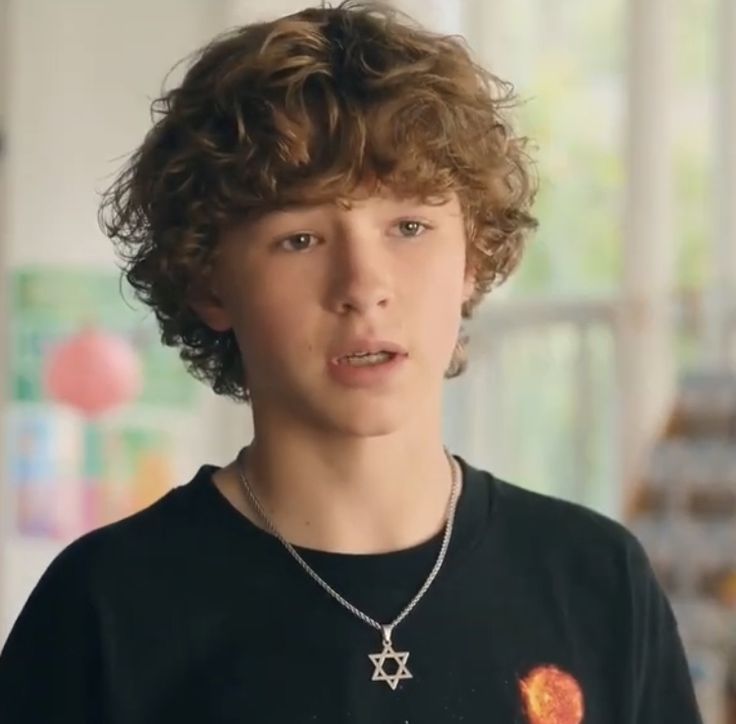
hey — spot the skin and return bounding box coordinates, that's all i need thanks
[194,188,476,554]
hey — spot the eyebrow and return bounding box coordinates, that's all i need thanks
[259,195,453,222]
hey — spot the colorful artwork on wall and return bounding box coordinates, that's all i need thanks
[9,267,197,408]
[5,267,198,540]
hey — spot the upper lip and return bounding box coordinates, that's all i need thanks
[330,339,408,362]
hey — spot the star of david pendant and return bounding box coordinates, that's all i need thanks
[368,625,412,690]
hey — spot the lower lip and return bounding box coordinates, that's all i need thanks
[327,354,408,388]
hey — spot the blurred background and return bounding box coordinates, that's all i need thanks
[0,0,734,720]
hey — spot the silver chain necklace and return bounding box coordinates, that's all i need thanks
[235,446,461,691]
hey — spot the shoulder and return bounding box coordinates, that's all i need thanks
[483,472,652,589]
[491,476,633,545]
[478,473,700,719]
[37,466,215,597]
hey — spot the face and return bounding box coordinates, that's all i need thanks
[196,189,475,439]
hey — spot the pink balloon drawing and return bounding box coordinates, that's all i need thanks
[43,328,143,416]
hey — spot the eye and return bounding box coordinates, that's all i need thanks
[393,219,430,237]
[278,232,318,252]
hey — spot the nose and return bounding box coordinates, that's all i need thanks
[327,234,394,316]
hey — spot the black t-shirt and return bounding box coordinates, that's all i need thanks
[0,456,702,723]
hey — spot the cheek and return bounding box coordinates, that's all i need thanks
[246,280,325,373]
[413,255,466,357]
[423,291,464,347]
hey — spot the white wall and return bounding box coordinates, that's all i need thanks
[0,0,11,655]
[0,0,255,643]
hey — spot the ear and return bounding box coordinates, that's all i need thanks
[188,282,233,333]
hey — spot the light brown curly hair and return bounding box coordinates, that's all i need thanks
[99,0,538,403]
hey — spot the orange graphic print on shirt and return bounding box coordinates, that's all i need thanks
[519,665,584,724]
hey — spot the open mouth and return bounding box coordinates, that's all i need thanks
[337,351,398,367]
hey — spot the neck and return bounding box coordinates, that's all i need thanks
[220,428,459,555]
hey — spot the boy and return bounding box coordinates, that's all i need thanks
[0,2,702,722]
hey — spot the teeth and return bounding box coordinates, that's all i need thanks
[341,352,393,366]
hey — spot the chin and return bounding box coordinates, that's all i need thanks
[307,391,411,438]
[334,417,404,438]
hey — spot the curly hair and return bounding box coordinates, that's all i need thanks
[99,0,538,403]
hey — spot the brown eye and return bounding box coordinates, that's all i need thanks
[280,233,317,252]
[396,220,428,237]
